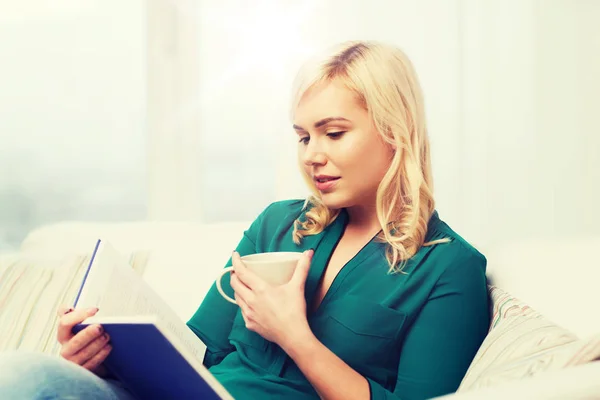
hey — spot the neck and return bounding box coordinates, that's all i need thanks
[345,203,381,236]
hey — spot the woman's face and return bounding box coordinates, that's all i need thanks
[293,80,394,210]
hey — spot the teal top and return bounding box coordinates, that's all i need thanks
[187,200,490,400]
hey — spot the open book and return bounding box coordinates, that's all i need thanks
[72,239,233,400]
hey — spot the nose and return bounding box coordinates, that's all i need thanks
[302,139,327,167]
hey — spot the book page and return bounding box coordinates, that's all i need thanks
[77,240,207,363]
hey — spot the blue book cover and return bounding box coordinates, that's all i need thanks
[73,317,232,399]
[72,239,233,399]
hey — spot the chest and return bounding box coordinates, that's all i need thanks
[232,229,414,381]
[311,235,370,311]
[305,235,409,376]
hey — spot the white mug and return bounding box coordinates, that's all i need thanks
[215,252,303,305]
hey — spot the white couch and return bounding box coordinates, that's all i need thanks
[6,221,600,399]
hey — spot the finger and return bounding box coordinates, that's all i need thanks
[232,252,267,291]
[230,271,250,291]
[235,293,254,329]
[57,305,74,317]
[61,325,105,358]
[291,249,314,287]
[230,272,255,305]
[57,307,99,344]
[66,331,110,366]
[81,343,112,372]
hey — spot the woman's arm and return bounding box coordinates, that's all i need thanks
[231,247,489,400]
[371,251,489,400]
[282,252,488,400]
[282,331,370,400]
[186,205,272,368]
[231,250,369,399]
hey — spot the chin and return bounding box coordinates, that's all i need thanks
[318,191,352,210]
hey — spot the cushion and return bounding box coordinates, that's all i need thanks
[0,251,149,356]
[140,237,241,321]
[434,361,600,399]
[458,286,600,391]
[0,254,53,351]
[20,221,250,258]
[18,221,251,322]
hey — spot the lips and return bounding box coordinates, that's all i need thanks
[314,175,340,182]
[315,177,339,183]
[313,175,340,191]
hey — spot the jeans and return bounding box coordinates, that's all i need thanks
[0,351,136,400]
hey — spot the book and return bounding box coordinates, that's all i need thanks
[72,239,233,400]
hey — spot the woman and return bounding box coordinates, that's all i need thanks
[0,40,490,400]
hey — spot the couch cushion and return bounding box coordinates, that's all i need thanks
[19,221,252,321]
[0,251,149,355]
[140,237,240,321]
[20,221,250,257]
[458,286,600,392]
[435,361,600,400]
[0,254,53,351]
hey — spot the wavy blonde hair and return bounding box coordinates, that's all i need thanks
[290,40,450,273]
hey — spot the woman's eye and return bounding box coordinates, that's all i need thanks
[327,131,345,139]
[298,136,309,144]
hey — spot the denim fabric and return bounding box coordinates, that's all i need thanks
[0,351,136,400]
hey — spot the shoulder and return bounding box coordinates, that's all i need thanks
[261,199,306,218]
[253,199,306,226]
[241,199,307,251]
[245,199,306,233]
[424,212,487,284]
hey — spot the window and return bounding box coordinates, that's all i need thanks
[194,1,318,222]
[0,3,146,250]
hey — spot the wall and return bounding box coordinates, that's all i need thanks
[458,0,600,250]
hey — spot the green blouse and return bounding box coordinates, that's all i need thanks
[187,200,489,400]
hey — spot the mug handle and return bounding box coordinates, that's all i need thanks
[215,266,237,305]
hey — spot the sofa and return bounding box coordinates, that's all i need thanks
[1,220,599,399]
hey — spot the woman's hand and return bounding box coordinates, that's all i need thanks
[56,306,112,376]
[230,249,314,350]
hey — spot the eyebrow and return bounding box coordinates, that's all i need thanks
[293,117,351,131]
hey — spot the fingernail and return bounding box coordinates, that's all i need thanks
[97,325,103,334]
[88,307,99,314]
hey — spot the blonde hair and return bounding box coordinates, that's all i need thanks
[290,40,450,273]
